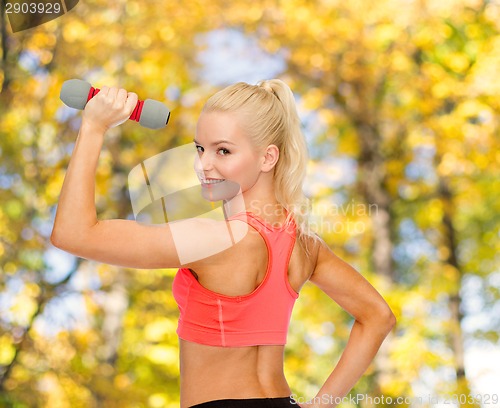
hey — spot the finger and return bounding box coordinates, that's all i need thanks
[116,88,128,106]
[125,92,139,113]
[107,86,119,100]
[99,86,110,96]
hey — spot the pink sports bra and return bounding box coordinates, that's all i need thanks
[172,210,298,347]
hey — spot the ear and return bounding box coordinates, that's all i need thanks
[260,144,279,173]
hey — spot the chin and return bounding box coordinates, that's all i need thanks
[200,180,241,202]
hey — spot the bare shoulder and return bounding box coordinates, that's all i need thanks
[177,217,259,270]
[299,232,323,277]
[170,217,249,244]
[308,235,357,289]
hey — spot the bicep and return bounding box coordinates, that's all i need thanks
[51,217,249,270]
[309,239,391,322]
[52,219,180,269]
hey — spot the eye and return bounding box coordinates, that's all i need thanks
[195,145,230,156]
[217,148,230,156]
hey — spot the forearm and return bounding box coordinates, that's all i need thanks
[51,121,106,243]
[311,319,393,407]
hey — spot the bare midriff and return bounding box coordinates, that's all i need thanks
[176,214,319,407]
[179,339,293,407]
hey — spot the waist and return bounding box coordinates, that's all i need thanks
[179,340,291,407]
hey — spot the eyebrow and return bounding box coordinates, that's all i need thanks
[193,139,236,146]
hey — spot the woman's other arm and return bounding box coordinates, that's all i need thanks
[302,238,396,407]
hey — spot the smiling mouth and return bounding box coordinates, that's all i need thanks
[201,178,226,185]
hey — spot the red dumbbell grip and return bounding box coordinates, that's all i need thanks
[87,87,144,122]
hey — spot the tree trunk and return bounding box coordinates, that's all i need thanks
[438,178,475,405]
[355,120,397,397]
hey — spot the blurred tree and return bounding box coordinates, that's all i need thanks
[1,0,499,407]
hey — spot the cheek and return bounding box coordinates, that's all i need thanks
[222,161,244,178]
[221,157,258,182]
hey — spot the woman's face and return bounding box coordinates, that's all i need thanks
[194,111,264,201]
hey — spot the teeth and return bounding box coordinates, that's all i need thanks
[203,179,225,184]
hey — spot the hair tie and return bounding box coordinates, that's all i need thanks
[259,82,278,98]
[259,82,278,96]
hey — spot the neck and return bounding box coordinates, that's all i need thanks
[222,172,283,218]
[223,193,284,219]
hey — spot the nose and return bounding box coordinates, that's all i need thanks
[193,146,214,175]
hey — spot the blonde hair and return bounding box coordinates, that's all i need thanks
[202,79,321,258]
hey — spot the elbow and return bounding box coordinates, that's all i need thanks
[50,229,81,256]
[50,217,94,250]
[51,223,96,256]
[50,224,59,247]
[387,310,397,332]
[50,224,78,252]
[379,305,397,334]
[50,227,66,250]
[360,303,396,336]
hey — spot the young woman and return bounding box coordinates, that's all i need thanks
[51,80,396,408]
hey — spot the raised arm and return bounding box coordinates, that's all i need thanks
[302,238,396,407]
[51,86,248,270]
[50,86,177,268]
